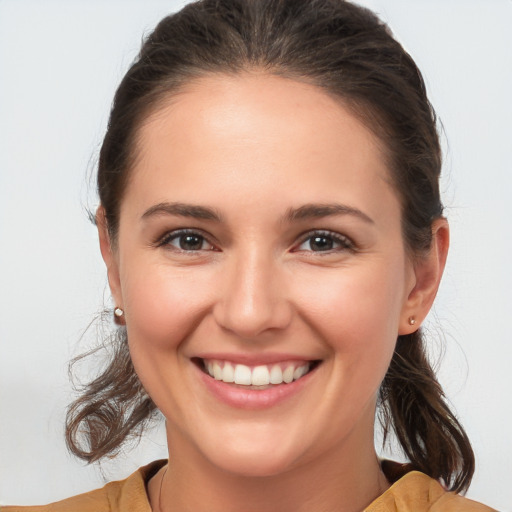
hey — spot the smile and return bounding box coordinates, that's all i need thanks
[202,359,313,386]
[193,356,321,409]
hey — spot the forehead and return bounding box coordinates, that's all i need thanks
[124,73,399,223]
[137,72,386,164]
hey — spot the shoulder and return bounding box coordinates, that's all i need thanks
[366,470,497,512]
[1,460,166,512]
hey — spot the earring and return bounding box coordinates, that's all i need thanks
[114,307,124,317]
[408,316,416,326]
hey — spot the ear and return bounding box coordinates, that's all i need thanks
[399,218,449,335]
[96,206,123,313]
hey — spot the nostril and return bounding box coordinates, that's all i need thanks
[213,299,293,339]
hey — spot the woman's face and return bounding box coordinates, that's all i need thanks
[102,73,429,477]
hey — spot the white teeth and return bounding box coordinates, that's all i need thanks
[283,365,294,383]
[222,362,235,383]
[205,360,311,386]
[234,364,252,385]
[269,364,283,384]
[251,365,270,386]
[293,365,307,380]
[213,362,223,381]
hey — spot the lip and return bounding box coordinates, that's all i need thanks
[195,352,314,366]
[193,356,320,410]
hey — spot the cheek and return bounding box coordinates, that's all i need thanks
[292,259,405,359]
[120,262,215,352]
[117,262,218,417]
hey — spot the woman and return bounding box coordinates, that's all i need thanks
[2,0,497,510]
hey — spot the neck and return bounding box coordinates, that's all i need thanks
[154,421,389,512]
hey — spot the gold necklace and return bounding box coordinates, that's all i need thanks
[157,466,169,512]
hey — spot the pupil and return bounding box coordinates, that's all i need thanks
[310,236,333,251]
[180,234,203,250]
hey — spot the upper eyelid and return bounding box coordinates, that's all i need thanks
[291,231,357,256]
[294,229,353,245]
[156,228,217,248]
[154,227,354,250]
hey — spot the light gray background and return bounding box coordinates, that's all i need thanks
[1,1,511,510]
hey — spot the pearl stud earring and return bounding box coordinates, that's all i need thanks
[408,316,416,326]
[114,307,124,317]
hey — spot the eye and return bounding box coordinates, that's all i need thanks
[158,229,216,252]
[294,230,354,253]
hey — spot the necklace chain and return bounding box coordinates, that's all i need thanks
[157,466,169,512]
[155,462,388,510]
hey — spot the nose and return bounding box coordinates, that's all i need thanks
[213,250,293,339]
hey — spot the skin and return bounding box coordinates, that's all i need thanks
[98,73,448,512]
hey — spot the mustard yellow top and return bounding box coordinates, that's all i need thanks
[2,460,496,512]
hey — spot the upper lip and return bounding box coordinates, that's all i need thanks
[194,352,318,366]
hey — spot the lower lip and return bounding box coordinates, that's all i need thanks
[195,363,317,410]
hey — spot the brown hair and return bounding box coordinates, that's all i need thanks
[66,0,474,492]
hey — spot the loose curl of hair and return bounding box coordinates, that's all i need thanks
[66,0,474,492]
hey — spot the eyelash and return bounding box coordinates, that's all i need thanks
[293,230,355,254]
[155,229,355,254]
[156,229,217,253]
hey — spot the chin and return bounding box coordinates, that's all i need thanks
[208,448,300,478]
[195,426,305,478]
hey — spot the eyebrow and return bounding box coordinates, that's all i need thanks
[141,201,373,225]
[284,203,374,224]
[141,202,222,222]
